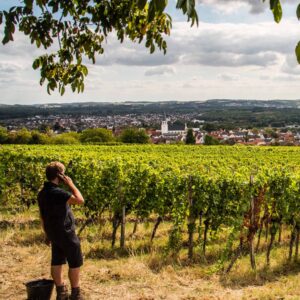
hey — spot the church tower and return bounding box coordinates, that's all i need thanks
[161,118,169,134]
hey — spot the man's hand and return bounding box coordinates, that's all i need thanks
[45,236,51,246]
[58,173,75,188]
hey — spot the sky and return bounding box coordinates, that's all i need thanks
[1,0,300,104]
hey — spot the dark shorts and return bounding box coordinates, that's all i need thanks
[51,231,83,269]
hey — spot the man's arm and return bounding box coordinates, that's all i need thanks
[67,185,85,205]
[58,174,84,205]
[40,214,45,232]
[40,214,50,245]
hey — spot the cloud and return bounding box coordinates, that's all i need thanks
[0,29,45,59]
[183,51,278,67]
[274,74,300,81]
[94,43,179,66]
[217,73,240,81]
[171,21,298,55]
[1,14,300,103]
[281,54,300,75]
[0,62,24,74]
[86,20,299,69]
[197,0,265,14]
[145,66,176,76]
[166,21,298,69]
[197,0,298,15]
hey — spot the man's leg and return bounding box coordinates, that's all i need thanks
[66,233,84,299]
[69,268,83,299]
[51,241,67,286]
[68,267,80,288]
[51,265,64,286]
[51,242,69,300]
[51,265,69,300]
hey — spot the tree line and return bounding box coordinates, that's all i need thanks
[0,127,150,145]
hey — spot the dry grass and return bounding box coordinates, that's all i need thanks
[0,208,300,300]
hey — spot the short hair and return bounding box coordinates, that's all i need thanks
[46,161,65,181]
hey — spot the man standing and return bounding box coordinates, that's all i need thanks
[38,161,85,300]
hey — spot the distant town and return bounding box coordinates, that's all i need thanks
[2,99,300,145]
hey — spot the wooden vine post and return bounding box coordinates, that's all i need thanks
[187,175,195,260]
[120,205,126,249]
[119,183,126,249]
[249,175,256,270]
[295,226,300,261]
[288,226,296,261]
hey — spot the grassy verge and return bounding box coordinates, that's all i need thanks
[0,207,300,300]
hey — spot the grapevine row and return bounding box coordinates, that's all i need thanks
[0,145,300,271]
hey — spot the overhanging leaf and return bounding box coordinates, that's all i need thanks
[24,0,33,10]
[137,0,148,10]
[295,41,300,64]
[270,0,282,23]
[297,4,300,20]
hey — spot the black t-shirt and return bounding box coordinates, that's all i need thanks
[38,181,75,239]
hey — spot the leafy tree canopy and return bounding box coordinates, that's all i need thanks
[80,128,114,143]
[9,128,32,144]
[119,128,149,144]
[204,134,219,145]
[52,132,81,144]
[0,126,8,144]
[0,0,197,95]
[185,128,195,144]
[0,0,298,95]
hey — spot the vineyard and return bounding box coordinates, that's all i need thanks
[1,144,300,274]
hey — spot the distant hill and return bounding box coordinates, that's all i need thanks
[1,100,300,128]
